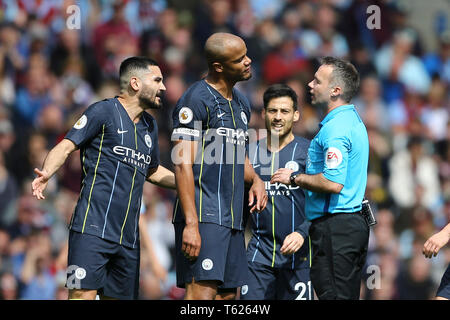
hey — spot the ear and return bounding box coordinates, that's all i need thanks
[330,86,341,98]
[293,110,300,122]
[261,108,266,120]
[130,76,140,91]
[212,62,224,73]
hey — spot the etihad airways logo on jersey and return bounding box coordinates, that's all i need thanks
[113,146,151,169]
[265,181,299,196]
[216,127,248,146]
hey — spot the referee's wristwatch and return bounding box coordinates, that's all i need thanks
[290,173,298,187]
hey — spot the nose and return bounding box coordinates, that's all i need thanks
[245,56,251,66]
[308,80,313,88]
[161,82,166,91]
[274,111,282,120]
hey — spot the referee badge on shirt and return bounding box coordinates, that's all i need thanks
[325,147,343,168]
[179,107,193,124]
[145,134,152,148]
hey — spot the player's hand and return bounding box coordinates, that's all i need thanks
[31,168,50,200]
[422,230,450,259]
[248,176,268,213]
[182,223,201,260]
[280,232,304,255]
[270,168,293,186]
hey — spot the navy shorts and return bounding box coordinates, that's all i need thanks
[436,264,450,299]
[174,222,248,289]
[240,261,312,300]
[66,230,140,300]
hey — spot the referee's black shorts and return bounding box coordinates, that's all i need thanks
[309,212,369,300]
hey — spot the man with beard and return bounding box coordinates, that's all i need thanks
[271,57,369,299]
[171,33,267,300]
[240,84,312,300]
[31,56,175,300]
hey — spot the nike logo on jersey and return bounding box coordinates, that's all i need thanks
[217,112,226,118]
[252,164,261,168]
[117,129,128,134]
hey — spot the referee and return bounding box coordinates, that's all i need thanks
[271,56,369,299]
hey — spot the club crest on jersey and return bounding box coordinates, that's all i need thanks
[145,134,152,148]
[285,160,299,172]
[325,147,343,169]
[179,107,193,124]
[74,115,87,129]
[241,111,248,125]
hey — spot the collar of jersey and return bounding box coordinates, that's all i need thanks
[319,104,355,128]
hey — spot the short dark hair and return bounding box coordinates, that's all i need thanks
[320,56,360,102]
[119,56,158,90]
[263,84,298,110]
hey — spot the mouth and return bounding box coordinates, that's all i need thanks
[271,123,284,132]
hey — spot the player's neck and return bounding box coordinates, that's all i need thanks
[205,75,235,100]
[117,95,144,123]
[267,132,294,153]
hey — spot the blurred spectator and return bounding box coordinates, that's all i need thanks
[353,75,391,133]
[396,253,436,300]
[13,53,53,127]
[422,30,450,84]
[389,136,441,231]
[19,230,57,299]
[0,150,18,219]
[50,28,101,91]
[300,4,350,59]
[0,272,18,300]
[262,35,310,84]
[375,28,431,103]
[92,0,138,78]
[420,80,449,142]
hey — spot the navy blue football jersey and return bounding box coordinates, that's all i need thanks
[171,80,251,230]
[65,97,160,248]
[246,136,311,269]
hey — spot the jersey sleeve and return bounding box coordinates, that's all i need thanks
[65,102,106,148]
[148,118,160,169]
[321,129,350,185]
[171,93,208,141]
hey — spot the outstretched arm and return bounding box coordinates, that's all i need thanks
[423,223,450,259]
[32,139,77,200]
[270,168,343,194]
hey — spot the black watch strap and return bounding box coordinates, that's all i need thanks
[290,173,298,186]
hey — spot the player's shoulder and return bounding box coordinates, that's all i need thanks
[233,87,251,110]
[179,80,211,104]
[293,135,311,147]
[174,80,213,115]
[86,97,116,114]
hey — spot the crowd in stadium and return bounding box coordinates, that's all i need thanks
[0,0,449,300]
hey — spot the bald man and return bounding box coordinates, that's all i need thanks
[171,33,268,300]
